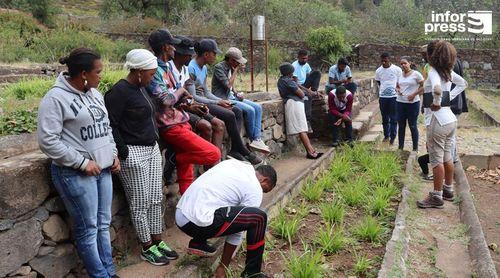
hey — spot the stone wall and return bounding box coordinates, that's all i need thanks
[352,43,500,89]
[0,95,291,278]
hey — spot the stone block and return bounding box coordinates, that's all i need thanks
[43,197,65,213]
[42,214,70,243]
[0,219,43,277]
[29,244,77,278]
[0,151,51,219]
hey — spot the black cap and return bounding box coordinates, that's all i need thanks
[196,39,222,54]
[148,29,181,50]
[174,36,195,56]
[279,62,294,76]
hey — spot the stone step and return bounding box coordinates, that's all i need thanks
[359,133,381,143]
[352,99,380,139]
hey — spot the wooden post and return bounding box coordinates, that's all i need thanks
[250,24,254,93]
[265,26,269,93]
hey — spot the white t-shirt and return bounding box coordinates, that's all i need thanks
[375,64,402,98]
[397,70,424,103]
[168,61,190,88]
[176,159,263,227]
[423,67,467,126]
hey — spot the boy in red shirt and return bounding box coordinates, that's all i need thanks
[327,86,353,146]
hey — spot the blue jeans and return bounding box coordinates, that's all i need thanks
[396,101,420,150]
[51,164,116,278]
[232,98,262,141]
[328,113,353,143]
[379,97,397,140]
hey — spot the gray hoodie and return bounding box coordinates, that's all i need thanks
[37,73,117,171]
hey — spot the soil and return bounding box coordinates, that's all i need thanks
[467,172,500,272]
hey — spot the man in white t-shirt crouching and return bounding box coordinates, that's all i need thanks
[175,159,277,278]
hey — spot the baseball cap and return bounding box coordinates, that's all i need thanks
[197,39,222,54]
[148,29,181,50]
[225,47,247,65]
[174,36,195,56]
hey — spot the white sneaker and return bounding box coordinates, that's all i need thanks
[249,139,270,153]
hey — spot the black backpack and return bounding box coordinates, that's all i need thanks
[450,59,468,115]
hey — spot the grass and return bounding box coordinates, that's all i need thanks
[314,225,346,254]
[301,179,325,202]
[286,248,325,278]
[329,153,353,182]
[368,152,401,187]
[354,216,384,243]
[270,209,301,244]
[368,189,391,216]
[353,254,373,275]
[320,200,345,225]
[337,178,368,207]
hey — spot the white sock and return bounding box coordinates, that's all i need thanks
[444,184,453,192]
[432,190,443,199]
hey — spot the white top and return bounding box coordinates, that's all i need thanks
[397,70,424,103]
[375,64,402,98]
[176,159,263,244]
[423,67,468,126]
[168,60,190,88]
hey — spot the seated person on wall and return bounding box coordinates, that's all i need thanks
[188,39,262,165]
[146,29,221,195]
[212,47,270,154]
[175,159,277,278]
[291,49,322,132]
[168,36,226,160]
[277,62,324,160]
[327,86,353,147]
[327,58,357,94]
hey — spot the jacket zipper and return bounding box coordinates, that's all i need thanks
[140,88,159,139]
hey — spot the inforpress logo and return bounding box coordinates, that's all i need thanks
[425,11,493,35]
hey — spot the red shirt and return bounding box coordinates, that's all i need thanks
[328,90,353,117]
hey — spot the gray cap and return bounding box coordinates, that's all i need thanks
[225,47,247,65]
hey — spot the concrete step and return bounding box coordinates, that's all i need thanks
[116,147,336,277]
[359,132,381,143]
[352,99,380,139]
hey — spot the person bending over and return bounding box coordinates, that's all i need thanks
[175,159,277,278]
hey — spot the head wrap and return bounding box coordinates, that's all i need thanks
[124,49,158,70]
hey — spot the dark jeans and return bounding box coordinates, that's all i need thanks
[396,101,420,150]
[379,97,397,140]
[207,104,250,156]
[418,154,430,175]
[302,70,321,121]
[328,113,353,143]
[178,206,267,276]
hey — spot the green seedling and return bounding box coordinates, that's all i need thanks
[314,224,345,254]
[329,154,353,182]
[354,215,384,243]
[320,200,345,225]
[338,178,367,207]
[353,254,373,275]
[368,190,391,216]
[302,179,324,202]
[270,209,301,244]
[286,247,324,278]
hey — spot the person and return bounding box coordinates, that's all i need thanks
[327,85,354,147]
[375,52,402,145]
[168,36,226,156]
[105,49,178,266]
[146,29,221,195]
[417,40,467,209]
[277,62,323,159]
[418,153,433,181]
[212,47,270,153]
[188,39,262,165]
[327,58,357,94]
[37,48,119,277]
[291,49,322,131]
[175,159,277,278]
[396,56,424,151]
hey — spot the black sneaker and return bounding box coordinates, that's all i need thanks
[389,138,395,145]
[140,245,169,266]
[245,152,263,165]
[417,192,444,209]
[382,137,389,142]
[156,241,179,260]
[187,240,217,257]
[443,188,454,201]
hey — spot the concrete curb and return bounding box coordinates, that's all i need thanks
[173,148,337,277]
[454,159,498,278]
[378,151,415,278]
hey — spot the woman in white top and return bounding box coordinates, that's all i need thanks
[417,40,467,209]
[396,56,424,151]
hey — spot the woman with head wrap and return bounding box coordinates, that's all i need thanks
[105,49,178,266]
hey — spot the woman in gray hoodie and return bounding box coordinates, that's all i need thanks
[37,48,120,278]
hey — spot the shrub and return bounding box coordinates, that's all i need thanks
[99,70,128,93]
[286,248,324,278]
[306,26,351,66]
[0,109,38,135]
[314,225,345,254]
[3,78,53,100]
[354,216,384,243]
[267,46,288,74]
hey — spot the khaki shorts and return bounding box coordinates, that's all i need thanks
[426,116,457,168]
